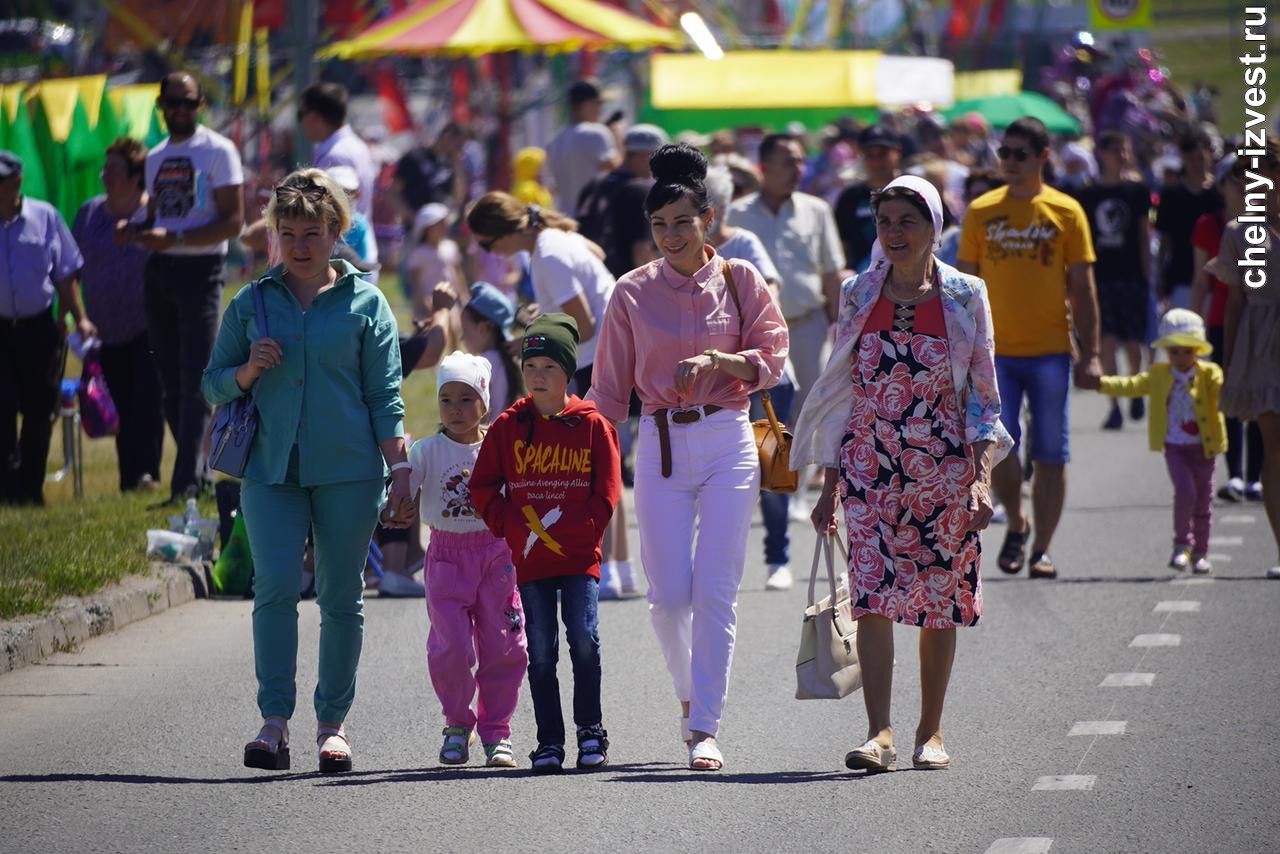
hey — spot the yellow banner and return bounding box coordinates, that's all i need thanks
[1089,0,1152,32]
[651,51,881,110]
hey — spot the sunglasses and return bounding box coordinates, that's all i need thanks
[477,234,504,252]
[160,97,201,111]
[996,146,1034,162]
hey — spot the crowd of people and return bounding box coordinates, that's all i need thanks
[2,69,1278,777]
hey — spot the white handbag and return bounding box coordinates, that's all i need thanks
[795,533,862,700]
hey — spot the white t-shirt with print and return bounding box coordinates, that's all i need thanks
[530,228,615,369]
[145,125,244,257]
[407,433,490,534]
[1165,366,1201,447]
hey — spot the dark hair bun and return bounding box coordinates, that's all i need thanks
[650,143,707,187]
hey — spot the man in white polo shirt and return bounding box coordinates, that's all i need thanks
[730,132,845,415]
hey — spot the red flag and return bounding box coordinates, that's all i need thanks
[375,65,413,134]
[253,0,287,30]
[947,0,982,40]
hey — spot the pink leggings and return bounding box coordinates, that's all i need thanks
[1164,443,1216,558]
[424,529,528,743]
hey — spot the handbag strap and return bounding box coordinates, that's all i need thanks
[245,277,271,402]
[807,532,848,607]
[723,258,785,434]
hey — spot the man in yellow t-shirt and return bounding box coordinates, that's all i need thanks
[957,116,1101,581]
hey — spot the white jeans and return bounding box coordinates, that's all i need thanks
[633,408,760,736]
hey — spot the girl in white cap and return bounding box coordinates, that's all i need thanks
[403,351,529,767]
[406,202,465,324]
[1098,308,1227,573]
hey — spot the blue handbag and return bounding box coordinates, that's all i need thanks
[208,280,269,478]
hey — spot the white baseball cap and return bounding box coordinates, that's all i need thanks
[414,203,454,234]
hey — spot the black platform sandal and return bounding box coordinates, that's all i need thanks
[244,717,290,770]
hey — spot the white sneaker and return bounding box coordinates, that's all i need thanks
[1267,565,1280,579]
[1191,557,1213,575]
[1168,548,1190,572]
[378,569,425,597]
[614,560,637,595]
[765,563,793,590]
[991,502,1007,524]
[598,562,623,600]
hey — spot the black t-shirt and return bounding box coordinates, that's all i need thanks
[575,168,654,279]
[394,146,456,213]
[1074,180,1152,284]
[834,181,878,272]
[1155,183,1222,287]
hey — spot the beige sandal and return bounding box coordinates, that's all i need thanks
[244,716,290,770]
[317,724,352,773]
[689,737,724,771]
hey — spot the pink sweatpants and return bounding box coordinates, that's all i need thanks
[424,528,528,743]
[1164,442,1216,558]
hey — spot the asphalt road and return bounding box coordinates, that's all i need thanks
[2,393,1277,854]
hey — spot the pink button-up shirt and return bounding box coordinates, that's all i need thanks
[587,248,789,422]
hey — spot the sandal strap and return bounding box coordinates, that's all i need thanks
[317,725,351,750]
[249,717,289,750]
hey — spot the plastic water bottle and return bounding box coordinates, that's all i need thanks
[183,498,201,528]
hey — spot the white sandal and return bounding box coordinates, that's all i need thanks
[244,716,290,771]
[317,724,352,773]
[688,737,724,771]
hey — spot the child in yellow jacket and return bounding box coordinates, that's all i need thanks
[1099,309,1227,574]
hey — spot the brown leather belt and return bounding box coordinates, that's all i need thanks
[652,405,724,478]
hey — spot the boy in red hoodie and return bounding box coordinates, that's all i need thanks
[470,313,622,774]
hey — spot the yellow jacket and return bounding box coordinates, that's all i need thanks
[1099,361,1226,458]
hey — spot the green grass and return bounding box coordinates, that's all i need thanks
[0,271,439,621]
[1152,2,1253,135]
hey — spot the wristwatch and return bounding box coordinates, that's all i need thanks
[703,349,721,370]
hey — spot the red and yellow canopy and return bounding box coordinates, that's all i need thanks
[321,0,681,59]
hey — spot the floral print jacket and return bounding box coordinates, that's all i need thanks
[791,258,1014,469]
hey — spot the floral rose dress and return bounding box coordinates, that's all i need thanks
[839,293,982,628]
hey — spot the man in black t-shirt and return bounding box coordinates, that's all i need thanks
[391,122,466,225]
[1155,130,1222,308]
[833,124,902,273]
[575,123,668,278]
[1074,131,1154,429]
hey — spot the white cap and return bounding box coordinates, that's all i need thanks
[414,203,453,235]
[438,350,492,412]
[325,165,360,194]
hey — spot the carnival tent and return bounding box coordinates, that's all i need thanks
[320,0,681,59]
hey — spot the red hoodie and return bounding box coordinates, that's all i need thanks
[470,395,621,584]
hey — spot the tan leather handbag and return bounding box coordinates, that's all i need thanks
[796,534,862,700]
[722,262,798,494]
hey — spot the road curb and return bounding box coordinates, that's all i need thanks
[0,562,208,675]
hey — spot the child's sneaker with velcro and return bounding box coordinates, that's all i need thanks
[576,724,609,770]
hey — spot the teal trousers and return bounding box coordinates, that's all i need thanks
[241,450,383,723]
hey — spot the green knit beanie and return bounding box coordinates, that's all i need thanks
[521,313,579,380]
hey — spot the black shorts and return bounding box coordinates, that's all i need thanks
[1097,278,1149,343]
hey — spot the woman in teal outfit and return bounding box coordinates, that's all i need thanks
[202,169,417,773]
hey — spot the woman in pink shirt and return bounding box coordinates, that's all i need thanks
[587,144,788,771]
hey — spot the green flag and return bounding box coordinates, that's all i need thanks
[3,97,49,203]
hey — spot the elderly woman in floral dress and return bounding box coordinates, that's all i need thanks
[793,175,1011,774]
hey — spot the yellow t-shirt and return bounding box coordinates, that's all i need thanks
[958,185,1096,357]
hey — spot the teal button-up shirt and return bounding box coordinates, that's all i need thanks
[202,260,404,487]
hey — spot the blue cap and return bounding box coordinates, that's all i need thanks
[467,282,515,341]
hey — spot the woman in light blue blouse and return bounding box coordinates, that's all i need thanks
[202,169,416,773]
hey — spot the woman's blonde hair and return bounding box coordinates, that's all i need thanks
[265,168,351,237]
[466,191,576,240]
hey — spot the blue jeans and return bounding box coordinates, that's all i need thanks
[518,575,602,747]
[994,354,1072,465]
[749,377,795,565]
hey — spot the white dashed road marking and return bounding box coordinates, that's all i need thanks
[1205,553,1232,562]
[1069,721,1127,736]
[1212,535,1244,546]
[1219,515,1255,524]
[1131,633,1181,647]
[1033,775,1097,791]
[985,839,1054,854]
[1154,600,1200,612]
[1172,576,1215,585]
[1100,672,1155,687]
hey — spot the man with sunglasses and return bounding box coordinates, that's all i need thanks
[957,116,1100,580]
[118,71,244,503]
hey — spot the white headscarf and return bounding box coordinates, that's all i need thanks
[864,174,946,272]
[438,351,492,413]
